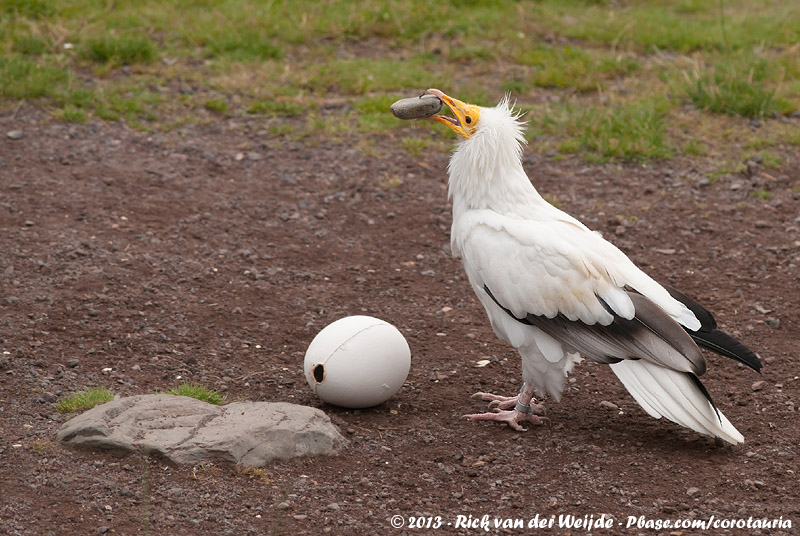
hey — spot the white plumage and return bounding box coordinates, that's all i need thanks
[421,89,761,444]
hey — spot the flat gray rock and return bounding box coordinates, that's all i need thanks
[57,394,346,466]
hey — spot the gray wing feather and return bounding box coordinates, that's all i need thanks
[484,285,705,374]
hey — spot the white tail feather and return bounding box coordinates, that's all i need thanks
[610,360,744,444]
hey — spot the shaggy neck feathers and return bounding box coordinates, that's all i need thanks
[447,97,543,215]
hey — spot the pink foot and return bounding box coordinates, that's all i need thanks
[466,384,547,431]
[464,409,545,432]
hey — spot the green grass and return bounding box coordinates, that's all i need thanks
[247,99,305,117]
[204,29,282,61]
[684,54,788,118]
[167,383,225,405]
[0,55,69,99]
[204,98,228,113]
[537,98,672,162]
[753,189,773,200]
[56,387,114,413]
[517,45,639,92]
[79,34,157,66]
[579,100,672,162]
[0,0,798,162]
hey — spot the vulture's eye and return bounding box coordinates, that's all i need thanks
[465,116,472,124]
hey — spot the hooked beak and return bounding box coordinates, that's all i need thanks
[424,88,480,138]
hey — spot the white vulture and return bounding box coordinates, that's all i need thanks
[421,88,761,444]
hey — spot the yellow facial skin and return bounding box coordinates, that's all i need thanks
[425,88,481,138]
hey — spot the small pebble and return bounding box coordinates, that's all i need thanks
[751,380,767,392]
[696,177,711,188]
[765,317,780,328]
[67,359,80,368]
[327,502,340,511]
[7,130,23,140]
[599,400,619,410]
[686,487,701,497]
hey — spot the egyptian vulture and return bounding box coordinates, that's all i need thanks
[422,88,760,444]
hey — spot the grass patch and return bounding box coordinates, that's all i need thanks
[683,140,709,156]
[79,34,156,66]
[1,0,798,164]
[11,33,51,55]
[753,189,773,200]
[167,383,225,405]
[54,104,88,123]
[247,99,305,117]
[760,152,783,168]
[545,99,673,162]
[0,0,54,19]
[356,96,402,133]
[307,56,437,95]
[518,45,640,92]
[684,54,787,118]
[204,98,228,113]
[235,464,272,483]
[402,136,431,158]
[56,387,114,413]
[204,29,282,61]
[0,55,68,99]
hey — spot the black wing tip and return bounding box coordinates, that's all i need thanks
[692,330,763,373]
[663,284,763,373]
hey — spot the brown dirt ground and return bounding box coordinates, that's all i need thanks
[1,105,799,536]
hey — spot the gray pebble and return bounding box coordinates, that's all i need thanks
[696,177,711,188]
[6,130,23,140]
[765,317,780,328]
[391,94,443,120]
[686,487,701,497]
[752,380,767,392]
[67,359,80,368]
[599,400,619,410]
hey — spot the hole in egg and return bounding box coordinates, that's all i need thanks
[312,364,325,383]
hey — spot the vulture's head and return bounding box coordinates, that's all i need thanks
[425,89,527,182]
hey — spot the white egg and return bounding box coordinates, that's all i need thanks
[304,316,411,408]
